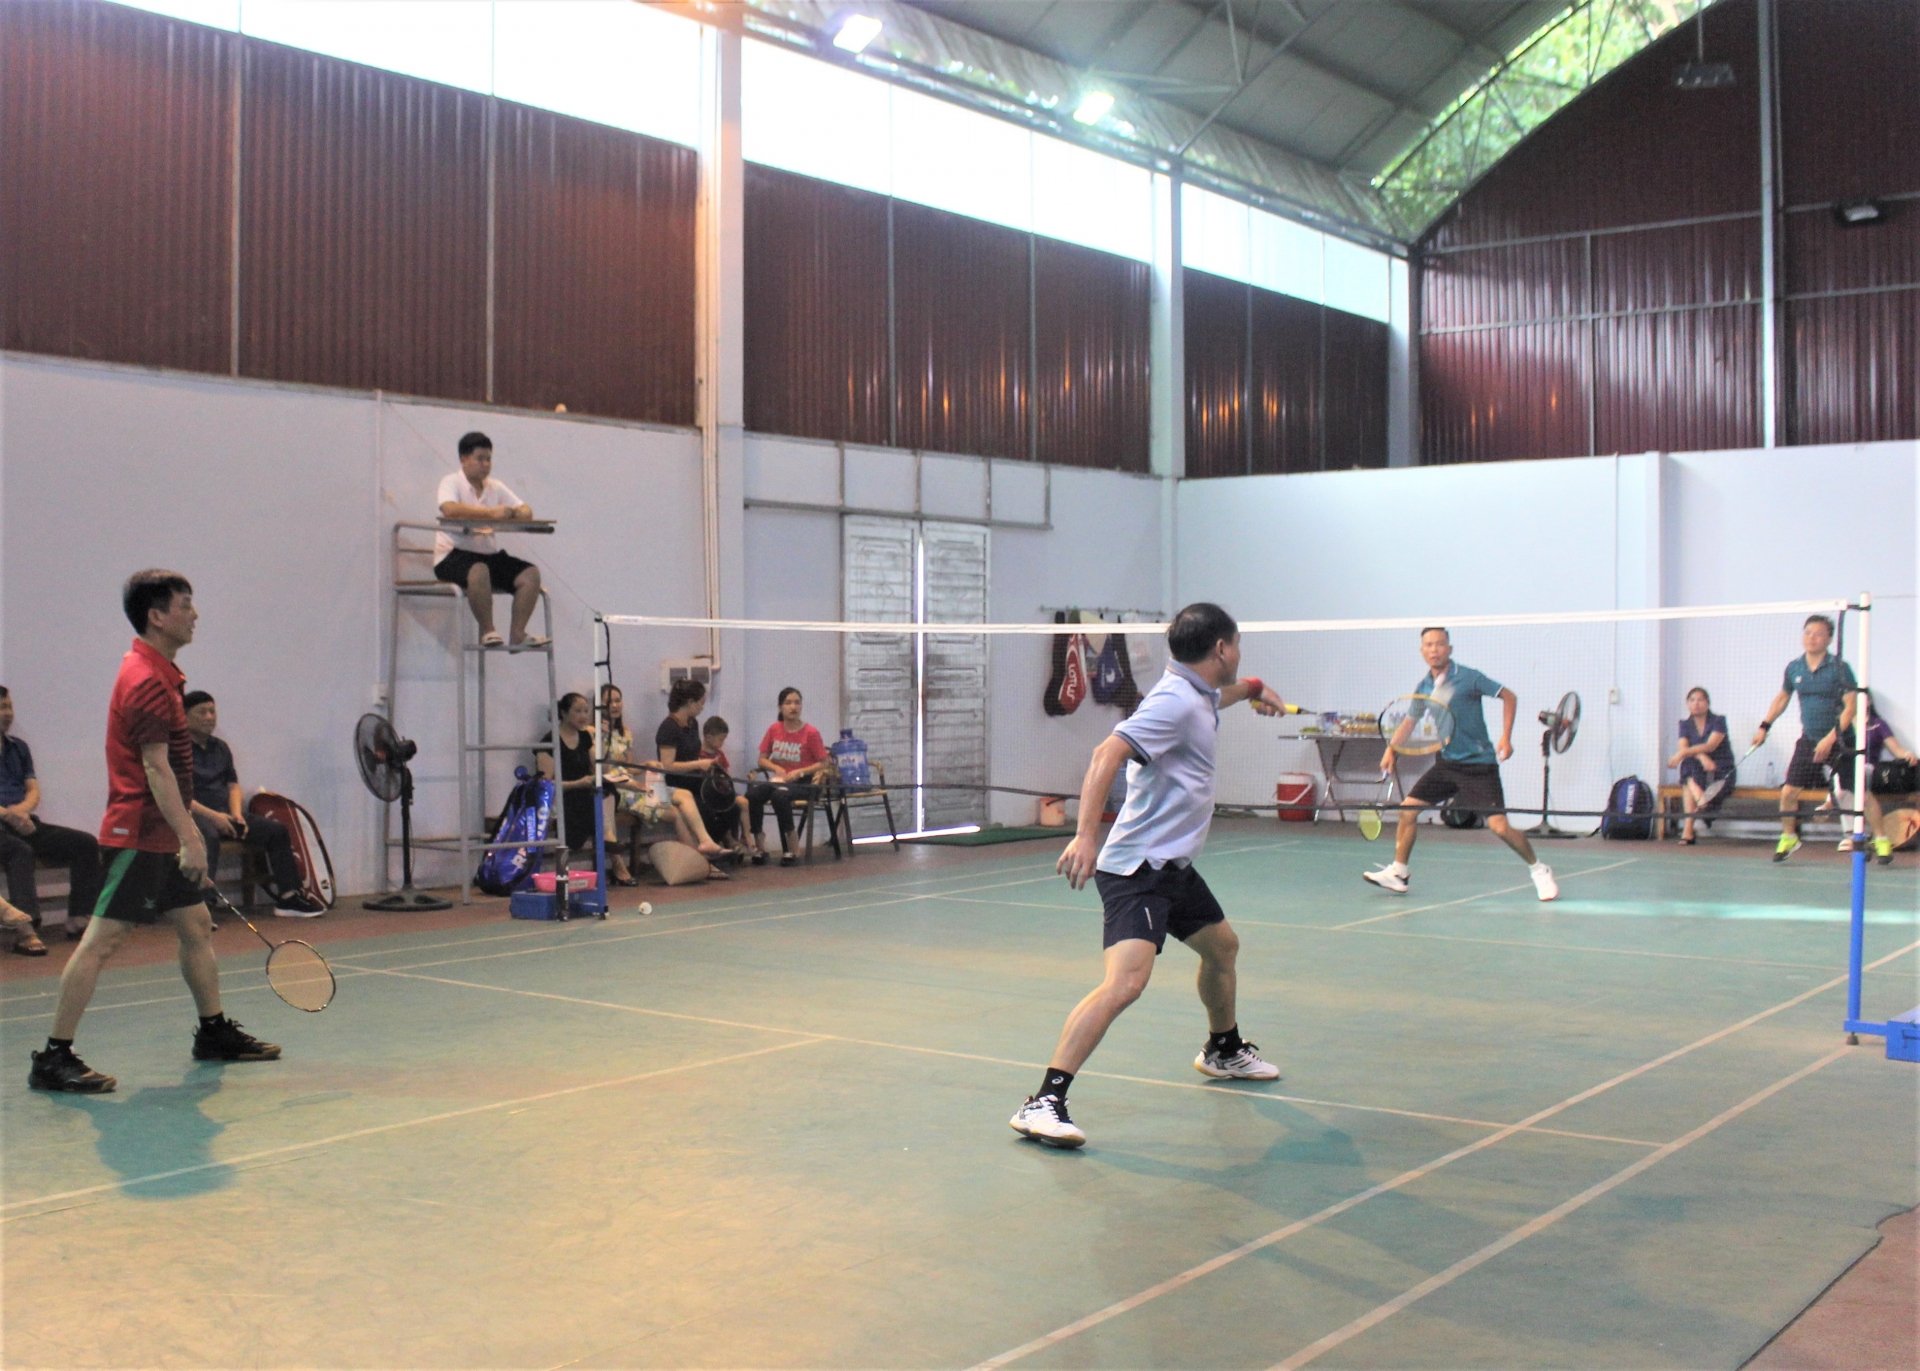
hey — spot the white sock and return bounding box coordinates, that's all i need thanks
[1389,861,1409,877]
[1530,860,1550,873]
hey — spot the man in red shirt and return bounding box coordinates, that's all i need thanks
[29,571,279,1094]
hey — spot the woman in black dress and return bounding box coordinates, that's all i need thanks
[534,692,599,854]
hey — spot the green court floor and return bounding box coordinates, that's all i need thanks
[3,823,1915,1369]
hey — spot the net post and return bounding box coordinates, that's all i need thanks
[587,612,612,915]
[1843,592,1872,1041]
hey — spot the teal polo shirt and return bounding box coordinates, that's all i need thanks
[1782,653,1857,739]
[1416,662,1505,766]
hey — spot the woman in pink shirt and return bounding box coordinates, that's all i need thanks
[754,687,833,866]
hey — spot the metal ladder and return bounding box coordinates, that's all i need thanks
[386,522,567,904]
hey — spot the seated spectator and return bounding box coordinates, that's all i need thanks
[184,691,324,917]
[596,684,643,884]
[697,717,765,864]
[434,431,548,651]
[2,894,48,956]
[1837,692,1919,865]
[0,685,103,939]
[534,693,599,855]
[597,683,726,879]
[654,681,732,860]
[754,687,834,867]
[1666,686,1734,844]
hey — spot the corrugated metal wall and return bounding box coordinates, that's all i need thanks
[1776,0,1920,444]
[891,203,1032,461]
[1032,239,1151,472]
[495,105,697,424]
[1,0,234,372]
[239,44,489,398]
[1184,270,1249,478]
[1419,0,1919,460]
[1187,269,1390,478]
[4,0,695,425]
[742,166,892,446]
[741,166,1152,470]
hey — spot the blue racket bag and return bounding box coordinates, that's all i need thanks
[476,768,556,895]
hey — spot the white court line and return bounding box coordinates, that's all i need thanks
[0,849,1108,1009]
[939,893,1915,979]
[968,936,1920,1370]
[1333,858,1640,929]
[0,1036,828,1219]
[1267,1044,1853,1371]
[0,867,1099,1024]
[1237,919,1910,976]
[347,961,1660,1149]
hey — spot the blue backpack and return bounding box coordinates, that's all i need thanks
[476,769,556,895]
[1601,776,1654,840]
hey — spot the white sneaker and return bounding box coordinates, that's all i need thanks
[1363,865,1409,894]
[1195,1042,1280,1080]
[1530,863,1559,902]
[1009,1094,1086,1148]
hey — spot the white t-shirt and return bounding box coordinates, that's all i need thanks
[434,471,524,561]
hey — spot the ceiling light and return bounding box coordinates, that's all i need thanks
[832,14,881,54]
[1072,90,1114,125]
[1835,199,1886,227]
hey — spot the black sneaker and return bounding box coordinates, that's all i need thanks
[192,1017,282,1062]
[28,1045,117,1093]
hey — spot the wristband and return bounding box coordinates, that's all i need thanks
[1758,719,1771,732]
[1241,677,1264,699]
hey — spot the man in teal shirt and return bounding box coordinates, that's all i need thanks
[1752,614,1858,862]
[1364,627,1557,901]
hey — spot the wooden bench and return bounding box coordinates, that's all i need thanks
[1656,784,1833,841]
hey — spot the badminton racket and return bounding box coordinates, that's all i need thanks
[1357,772,1397,841]
[1699,737,1766,806]
[1377,694,1456,757]
[203,888,336,1012]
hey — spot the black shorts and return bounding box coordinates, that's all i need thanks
[1095,862,1225,954]
[1785,737,1841,790]
[434,548,535,593]
[93,848,204,924]
[1409,759,1506,814]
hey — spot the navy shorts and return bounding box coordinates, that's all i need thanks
[1095,862,1225,954]
[94,848,205,924]
[434,548,535,593]
[1785,736,1841,791]
[1409,759,1506,815]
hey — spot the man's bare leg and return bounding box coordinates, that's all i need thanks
[1046,940,1156,1075]
[463,564,497,638]
[1486,814,1539,865]
[508,567,541,644]
[1186,921,1240,1033]
[170,901,222,1017]
[49,916,138,1040]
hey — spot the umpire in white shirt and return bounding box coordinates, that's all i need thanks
[433,431,547,650]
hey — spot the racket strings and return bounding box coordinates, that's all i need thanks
[266,942,336,1012]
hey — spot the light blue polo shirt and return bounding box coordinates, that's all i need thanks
[1782,653,1857,738]
[1098,663,1219,874]
[1415,661,1504,766]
